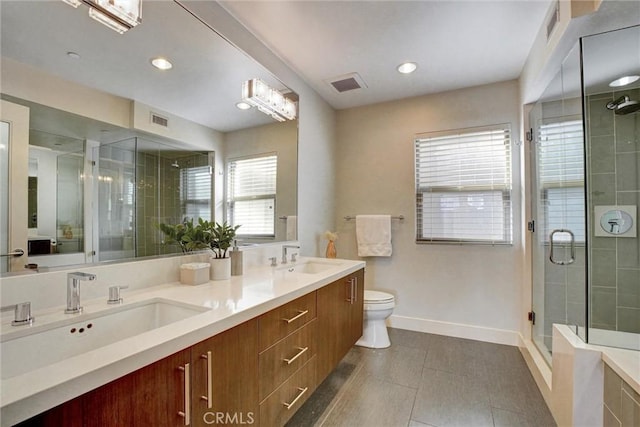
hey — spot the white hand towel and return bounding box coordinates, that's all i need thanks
[356,215,392,257]
[286,215,297,240]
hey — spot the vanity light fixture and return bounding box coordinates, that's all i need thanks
[241,78,297,121]
[151,57,172,70]
[397,62,418,74]
[61,0,142,34]
[609,75,640,88]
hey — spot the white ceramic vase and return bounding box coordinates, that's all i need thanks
[210,257,231,281]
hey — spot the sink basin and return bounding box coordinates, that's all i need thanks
[276,260,343,275]
[1,298,207,379]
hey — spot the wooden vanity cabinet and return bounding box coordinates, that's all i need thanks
[257,292,319,426]
[15,268,365,427]
[190,319,259,427]
[317,269,364,381]
[15,349,191,427]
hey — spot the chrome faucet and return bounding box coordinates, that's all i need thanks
[1,301,34,326]
[281,245,300,264]
[65,272,97,314]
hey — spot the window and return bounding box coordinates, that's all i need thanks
[415,124,512,244]
[180,165,212,221]
[537,118,585,243]
[227,154,277,237]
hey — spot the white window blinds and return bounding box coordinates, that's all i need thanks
[180,165,212,221]
[227,154,277,237]
[415,124,512,244]
[537,119,585,243]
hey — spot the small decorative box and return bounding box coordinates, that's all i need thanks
[179,263,210,285]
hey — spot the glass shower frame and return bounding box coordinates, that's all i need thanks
[93,137,213,262]
[581,25,640,351]
[530,24,640,359]
[529,41,587,364]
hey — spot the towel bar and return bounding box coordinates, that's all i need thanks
[344,215,404,221]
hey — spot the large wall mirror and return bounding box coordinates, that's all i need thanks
[0,1,298,274]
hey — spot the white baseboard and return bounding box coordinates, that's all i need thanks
[388,314,520,346]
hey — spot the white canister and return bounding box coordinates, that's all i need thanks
[180,263,210,285]
[210,257,231,281]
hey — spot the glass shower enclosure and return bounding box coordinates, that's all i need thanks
[94,137,212,262]
[530,24,640,362]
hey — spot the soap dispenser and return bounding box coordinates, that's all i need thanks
[230,240,243,276]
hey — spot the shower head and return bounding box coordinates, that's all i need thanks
[615,98,640,115]
[170,160,180,169]
[606,95,640,115]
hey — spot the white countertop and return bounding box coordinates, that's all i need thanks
[0,257,365,426]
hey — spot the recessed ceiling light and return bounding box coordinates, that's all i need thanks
[236,102,251,110]
[151,57,172,70]
[609,75,640,87]
[397,62,418,74]
[67,51,81,59]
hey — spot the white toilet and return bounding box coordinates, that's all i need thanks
[356,290,395,348]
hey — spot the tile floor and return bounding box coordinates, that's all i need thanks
[287,328,556,427]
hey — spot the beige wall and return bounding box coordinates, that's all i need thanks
[334,80,524,341]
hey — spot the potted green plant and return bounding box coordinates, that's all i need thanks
[203,221,241,280]
[157,218,209,254]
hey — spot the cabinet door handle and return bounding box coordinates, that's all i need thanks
[200,351,213,409]
[283,387,308,410]
[353,276,358,304]
[178,363,191,425]
[282,309,309,324]
[283,346,308,365]
[346,278,355,304]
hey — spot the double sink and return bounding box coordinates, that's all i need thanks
[1,259,345,381]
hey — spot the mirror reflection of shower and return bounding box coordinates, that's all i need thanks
[95,138,213,262]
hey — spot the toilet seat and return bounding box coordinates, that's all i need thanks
[364,290,394,304]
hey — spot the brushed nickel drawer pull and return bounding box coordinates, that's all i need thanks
[177,363,191,425]
[283,387,308,410]
[283,346,309,365]
[282,309,309,324]
[200,351,213,408]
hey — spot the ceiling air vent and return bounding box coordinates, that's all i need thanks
[150,112,169,128]
[326,72,368,93]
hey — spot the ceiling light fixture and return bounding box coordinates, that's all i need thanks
[151,57,172,70]
[241,78,297,122]
[61,0,142,34]
[235,102,252,110]
[609,75,640,88]
[397,62,418,74]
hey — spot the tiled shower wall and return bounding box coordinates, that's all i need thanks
[587,88,640,333]
[136,152,181,257]
[136,152,209,257]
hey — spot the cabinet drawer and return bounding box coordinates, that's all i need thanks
[260,355,317,427]
[259,319,316,402]
[258,292,316,351]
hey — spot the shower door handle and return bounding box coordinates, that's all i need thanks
[549,229,575,265]
[0,249,24,257]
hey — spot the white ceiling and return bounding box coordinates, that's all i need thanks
[0,0,283,133]
[220,0,555,110]
[2,0,638,142]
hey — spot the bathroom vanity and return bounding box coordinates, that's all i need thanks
[1,257,364,427]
